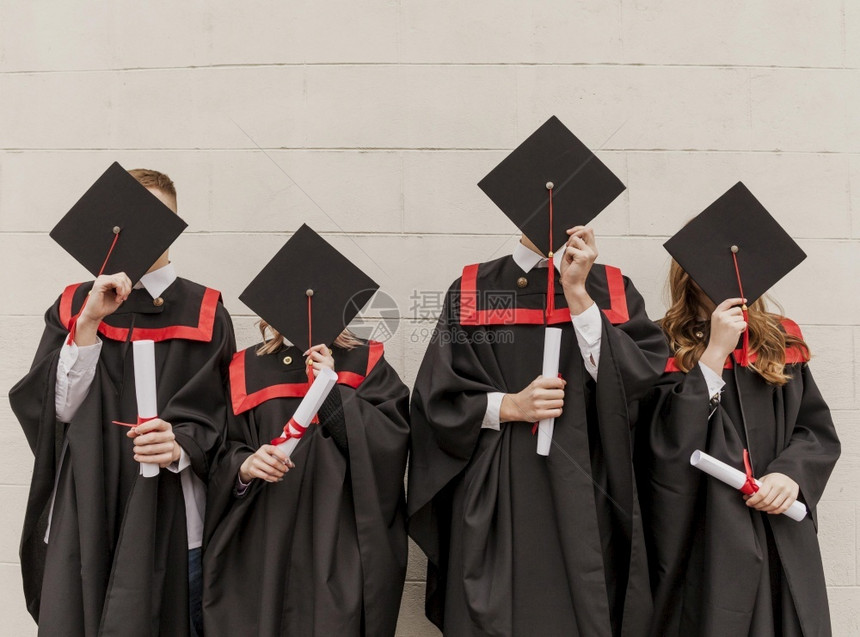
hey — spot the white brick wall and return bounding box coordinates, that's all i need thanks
[1,2,857,634]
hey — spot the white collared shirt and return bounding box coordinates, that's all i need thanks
[699,361,727,409]
[52,264,205,550]
[482,242,603,430]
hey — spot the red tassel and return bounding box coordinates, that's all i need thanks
[546,186,555,323]
[730,249,750,366]
[67,230,123,346]
[306,293,319,424]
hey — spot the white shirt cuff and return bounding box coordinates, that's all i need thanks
[55,339,103,422]
[482,392,504,430]
[571,303,601,380]
[698,362,726,401]
[236,471,251,495]
[59,339,103,373]
[166,446,191,473]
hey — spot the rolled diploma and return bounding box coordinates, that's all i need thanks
[536,327,563,456]
[690,450,807,522]
[276,367,339,457]
[132,340,160,478]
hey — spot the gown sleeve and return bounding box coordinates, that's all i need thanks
[407,280,506,563]
[163,303,236,483]
[762,363,840,511]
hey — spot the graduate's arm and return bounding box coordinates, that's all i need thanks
[570,302,601,379]
[11,295,79,452]
[159,304,237,481]
[203,406,262,545]
[343,351,410,519]
[410,288,505,459]
[561,226,667,396]
[407,287,506,560]
[596,276,670,402]
[55,340,103,422]
[643,366,714,484]
[319,388,349,454]
[306,344,351,454]
[54,274,135,422]
[336,347,410,454]
[760,363,841,512]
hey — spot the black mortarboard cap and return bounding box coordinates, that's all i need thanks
[240,224,379,351]
[664,182,807,305]
[478,115,626,255]
[50,162,187,284]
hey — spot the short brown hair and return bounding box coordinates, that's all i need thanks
[128,168,177,204]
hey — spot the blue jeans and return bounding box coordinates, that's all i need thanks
[188,547,203,637]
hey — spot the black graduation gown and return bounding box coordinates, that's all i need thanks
[9,278,235,637]
[407,256,668,637]
[639,319,840,637]
[202,340,410,637]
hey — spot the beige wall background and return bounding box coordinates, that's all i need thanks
[1,1,858,635]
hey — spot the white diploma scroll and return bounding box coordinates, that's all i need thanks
[690,450,807,522]
[275,367,339,458]
[536,327,563,456]
[132,340,160,478]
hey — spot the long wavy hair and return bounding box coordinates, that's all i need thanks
[255,320,362,356]
[660,260,809,386]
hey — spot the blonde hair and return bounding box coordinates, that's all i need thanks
[256,320,362,355]
[128,168,177,206]
[661,260,809,386]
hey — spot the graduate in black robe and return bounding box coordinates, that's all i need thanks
[639,183,841,637]
[202,225,410,637]
[408,117,668,636]
[9,165,235,636]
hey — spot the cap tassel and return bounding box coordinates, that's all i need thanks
[730,246,750,366]
[306,289,319,424]
[545,182,555,324]
[66,227,122,346]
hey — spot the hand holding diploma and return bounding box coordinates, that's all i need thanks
[499,376,566,431]
[239,446,295,483]
[690,450,807,521]
[129,340,161,478]
[271,367,338,459]
[744,472,801,516]
[537,327,562,455]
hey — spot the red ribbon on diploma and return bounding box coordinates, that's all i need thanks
[270,417,307,446]
[111,415,157,428]
[740,448,758,496]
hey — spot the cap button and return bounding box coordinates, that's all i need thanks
[282,355,293,365]
[545,181,554,190]
[730,245,739,253]
[306,289,314,297]
[112,226,121,234]
[153,297,164,307]
[516,276,528,288]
